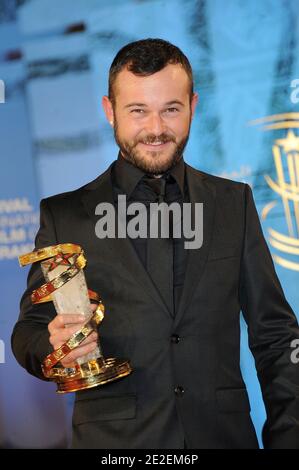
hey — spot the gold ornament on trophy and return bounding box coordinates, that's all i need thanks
[19,243,132,393]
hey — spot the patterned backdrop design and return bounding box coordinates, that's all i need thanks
[0,0,298,448]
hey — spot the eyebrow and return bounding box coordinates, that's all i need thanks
[124,100,185,109]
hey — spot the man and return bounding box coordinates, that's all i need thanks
[12,38,299,449]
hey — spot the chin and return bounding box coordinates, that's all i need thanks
[141,155,177,174]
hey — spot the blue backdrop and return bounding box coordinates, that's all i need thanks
[0,0,298,448]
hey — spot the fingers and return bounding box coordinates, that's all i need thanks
[48,314,99,350]
[48,314,85,334]
[47,304,101,367]
[61,341,99,367]
[48,304,100,334]
[49,323,81,342]
[49,328,98,348]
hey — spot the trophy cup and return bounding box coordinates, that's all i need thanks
[19,243,132,393]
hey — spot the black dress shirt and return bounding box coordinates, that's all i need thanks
[111,152,189,316]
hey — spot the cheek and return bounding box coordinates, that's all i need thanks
[117,118,142,140]
[169,121,189,138]
[120,113,144,128]
[168,113,191,132]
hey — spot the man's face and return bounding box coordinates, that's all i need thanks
[102,64,198,175]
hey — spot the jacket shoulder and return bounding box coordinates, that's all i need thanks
[40,165,111,209]
[187,164,247,195]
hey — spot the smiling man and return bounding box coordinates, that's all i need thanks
[12,38,299,450]
[102,60,197,175]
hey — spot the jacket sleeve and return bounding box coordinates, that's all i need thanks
[11,198,58,380]
[239,184,299,449]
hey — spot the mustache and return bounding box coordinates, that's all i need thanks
[137,134,175,145]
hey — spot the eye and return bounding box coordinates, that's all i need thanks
[131,109,145,114]
[165,107,179,113]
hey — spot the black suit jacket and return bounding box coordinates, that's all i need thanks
[12,161,299,449]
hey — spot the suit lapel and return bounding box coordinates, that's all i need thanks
[174,164,217,328]
[81,161,217,325]
[81,162,171,319]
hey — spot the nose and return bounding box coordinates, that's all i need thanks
[146,112,166,135]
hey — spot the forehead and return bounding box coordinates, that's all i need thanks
[113,63,190,104]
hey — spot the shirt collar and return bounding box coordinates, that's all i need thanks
[113,151,185,198]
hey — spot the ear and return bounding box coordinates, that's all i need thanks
[190,92,199,120]
[102,95,115,127]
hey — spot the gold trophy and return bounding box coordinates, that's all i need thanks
[19,243,132,393]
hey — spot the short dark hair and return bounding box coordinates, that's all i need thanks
[108,38,194,105]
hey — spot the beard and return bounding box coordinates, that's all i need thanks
[113,119,191,175]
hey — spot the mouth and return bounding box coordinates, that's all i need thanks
[139,141,172,150]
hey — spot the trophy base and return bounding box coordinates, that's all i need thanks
[54,357,132,394]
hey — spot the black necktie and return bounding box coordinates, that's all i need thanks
[143,175,174,315]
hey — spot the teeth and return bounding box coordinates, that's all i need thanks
[145,142,164,145]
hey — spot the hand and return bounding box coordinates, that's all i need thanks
[48,303,99,368]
